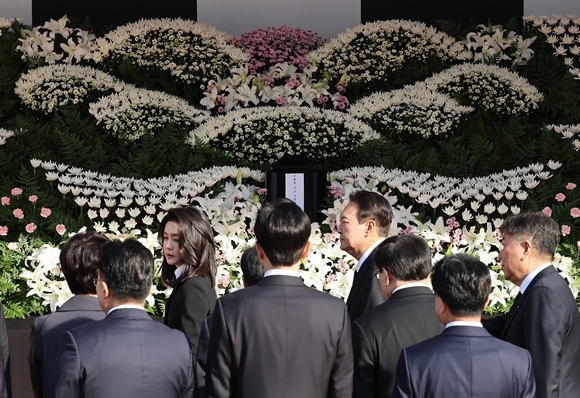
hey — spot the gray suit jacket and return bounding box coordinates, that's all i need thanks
[28,295,105,398]
[52,308,194,398]
[393,326,536,398]
[206,275,353,398]
[346,247,385,322]
[483,266,580,398]
[352,286,444,398]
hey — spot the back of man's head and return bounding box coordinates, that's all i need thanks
[375,235,431,281]
[499,211,559,260]
[241,247,264,286]
[349,190,393,236]
[99,239,153,303]
[60,232,111,295]
[431,254,491,317]
[254,198,311,267]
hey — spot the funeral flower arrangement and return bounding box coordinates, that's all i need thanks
[0,14,579,317]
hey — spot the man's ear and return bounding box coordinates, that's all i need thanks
[435,295,447,316]
[255,242,266,260]
[300,241,311,260]
[521,240,532,261]
[483,296,490,311]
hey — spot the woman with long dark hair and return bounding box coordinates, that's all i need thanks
[159,207,217,356]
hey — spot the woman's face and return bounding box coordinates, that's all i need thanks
[163,221,184,267]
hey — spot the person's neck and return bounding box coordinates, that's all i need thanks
[446,315,481,323]
[102,299,145,313]
[264,263,301,272]
[353,236,382,260]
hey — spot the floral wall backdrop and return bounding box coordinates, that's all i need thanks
[0,15,579,317]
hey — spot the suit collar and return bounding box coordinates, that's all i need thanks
[106,307,151,320]
[57,295,102,312]
[442,325,492,338]
[356,238,386,272]
[520,263,552,293]
[390,286,434,299]
[257,275,305,286]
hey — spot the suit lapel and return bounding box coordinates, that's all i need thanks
[346,253,374,308]
[500,265,555,339]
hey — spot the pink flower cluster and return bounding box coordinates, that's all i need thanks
[230,26,326,73]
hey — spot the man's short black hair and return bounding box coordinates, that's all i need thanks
[254,198,311,267]
[431,254,491,317]
[240,247,264,286]
[375,235,432,281]
[348,190,393,236]
[99,239,153,302]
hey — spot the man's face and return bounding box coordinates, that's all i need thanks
[337,202,368,259]
[498,233,527,286]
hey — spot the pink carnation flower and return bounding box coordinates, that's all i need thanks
[542,207,552,217]
[555,193,566,202]
[12,208,24,219]
[0,226,7,236]
[566,183,577,190]
[56,224,66,236]
[1,197,9,206]
[40,207,52,218]
[561,225,571,236]
[7,242,18,251]
[28,195,38,203]
[25,223,37,233]
[571,208,580,218]
[11,187,22,196]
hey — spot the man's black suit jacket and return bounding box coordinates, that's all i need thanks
[393,326,536,398]
[346,247,385,322]
[352,286,443,398]
[28,295,105,398]
[483,266,580,398]
[206,275,353,398]
[52,308,194,398]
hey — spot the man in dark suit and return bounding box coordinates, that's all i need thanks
[52,239,195,398]
[393,254,536,398]
[352,235,443,398]
[0,302,10,398]
[29,232,109,398]
[483,212,580,398]
[206,198,353,398]
[195,246,264,398]
[339,190,393,322]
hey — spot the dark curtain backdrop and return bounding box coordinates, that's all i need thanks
[361,0,524,29]
[32,0,197,32]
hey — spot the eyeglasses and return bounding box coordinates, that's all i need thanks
[93,278,107,286]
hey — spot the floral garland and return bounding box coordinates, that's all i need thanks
[464,24,536,66]
[33,160,264,231]
[308,19,472,83]
[229,26,326,73]
[14,65,126,113]
[199,63,349,113]
[348,84,473,138]
[422,63,544,116]
[186,106,380,164]
[20,171,580,314]
[524,15,580,79]
[88,18,248,87]
[15,16,96,66]
[547,123,580,150]
[88,87,210,141]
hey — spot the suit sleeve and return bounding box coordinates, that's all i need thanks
[181,343,196,398]
[392,349,413,398]
[482,313,507,338]
[523,287,568,398]
[194,318,211,398]
[521,351,537,398]
[179,279,212,356]
[206,300,233,398]
[51,331,81,398]
[328,304,353,398]
[29,318,45,398]
[352,320,375,398]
